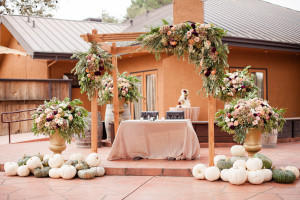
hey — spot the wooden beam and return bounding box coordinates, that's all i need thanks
[91,90,98,153]
[116,46,149,55]
[99,42,112,53]
[112,43,120,137]
[81,32,146,43]
[208,96,216,166]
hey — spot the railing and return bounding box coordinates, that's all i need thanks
[1,108,37,143]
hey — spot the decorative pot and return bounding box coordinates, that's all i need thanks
[243,128,262,157]
[112,98,126,116]
[105,103,131,141]
[75,112,103,148]
[49,130,66,154]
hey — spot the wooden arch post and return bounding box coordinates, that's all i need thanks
[81,32,146,152]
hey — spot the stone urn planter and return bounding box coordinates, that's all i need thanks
[243,128,262,157]
[49,131,66,154]
[105,102,131,141]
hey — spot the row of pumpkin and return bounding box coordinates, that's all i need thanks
[4,152,105,180]
[192,145,299,184]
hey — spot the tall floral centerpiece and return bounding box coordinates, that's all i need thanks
[99,72,141,107]
[218,66,258,102]
[71,42,114,100]
[137,20,229,96]
[216,97,285,156]
[32,98,88,154]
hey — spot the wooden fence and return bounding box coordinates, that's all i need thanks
[0,79,72,136]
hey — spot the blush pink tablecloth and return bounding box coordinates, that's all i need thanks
[169,107,200,121]
[107,120,200,160]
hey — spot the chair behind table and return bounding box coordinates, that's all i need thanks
[166,111,185,119]
[141,111,159,120]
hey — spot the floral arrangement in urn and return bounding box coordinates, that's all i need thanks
[32,98,88,143]
[98,72,142,105]
[137,20,229,97]
[71,42,114,100]
[218,66,258,102]
[216,97,285,144]
[177,89,191,108]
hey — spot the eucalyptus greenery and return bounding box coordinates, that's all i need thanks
[216,96,286,144]
[71,42,114,101]
[32,98,88,143]
[137,20,229,97]
[99,72,142,105]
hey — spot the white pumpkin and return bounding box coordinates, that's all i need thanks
[220,169,230,182]
[48,154,64,168]
[43,154,53,161]
[228,167,247,185]
[86,153,101,167]
[246,158,263,171]
[26,156,42,170]
[233,160,247,169]
[204,166,220,181]
[60,165,76,180]
[230,156,248,163]
[230,145,246,156]
[49,168,61,179]
[4,162,18,176]
[192,164,207,180]
[214,155,227,166]
[69,153,84,161]
[91,167,105,177]
[247,170,265,185]
[262,169,273,182]
[285,166,299,179]
[17,165,30,177]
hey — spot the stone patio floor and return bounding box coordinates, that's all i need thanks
[0,133,299,199]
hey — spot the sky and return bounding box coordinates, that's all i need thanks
[53,0,300,21]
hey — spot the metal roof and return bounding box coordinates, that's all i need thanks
[1,0,300,60]
[0,15,129,59]
[123,0,300,52]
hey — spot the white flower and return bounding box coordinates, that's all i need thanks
[58,108,63,113]
[252,120,258,125]
[68,115,73,121]
[204,24,211,29]
[45,122,50,127]
[45,108,51,114]
[40,113,44,118]
[231,118,234,122]
[35,118,41,123]
[55,118,59,123]
[225,117,230,123]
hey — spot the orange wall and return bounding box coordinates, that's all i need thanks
[0,37,48,79]
[118,47,300,120]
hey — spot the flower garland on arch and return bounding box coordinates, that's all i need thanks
[137,20,229,96]
[71,42,114,101]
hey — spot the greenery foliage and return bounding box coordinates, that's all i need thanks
[99,72,142,105]
[0,0,58,17]
[71,42,114,101]
[218,66,258,102]
[32,98,88,143]
[101,10,120,23]
[216,97,286,144]
[126,0,172,19]
[137,20,229,96]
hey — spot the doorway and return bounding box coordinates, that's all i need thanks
[130,70,158,119]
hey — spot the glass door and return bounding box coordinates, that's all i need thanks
[131,70,158,119]
[249,69,267,100]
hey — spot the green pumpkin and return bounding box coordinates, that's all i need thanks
[230,156,248,163]
[33,153,44,161]
[253,153,272,169]
[272,168,296,184]
[17,154,31,166]
[34,166,51,178]
[217,159,233,170]
[42,159,49,167]
[77,168,96,179]
[66,160,78,166]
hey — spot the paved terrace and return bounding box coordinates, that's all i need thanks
[0,133,299,199]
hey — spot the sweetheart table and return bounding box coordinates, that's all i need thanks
[107,119,200,160]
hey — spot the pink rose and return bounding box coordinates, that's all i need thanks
[194,37,200,42]
[234,121,239,126]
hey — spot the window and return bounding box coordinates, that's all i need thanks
[64,73,80,88]
[130,70,158,119]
